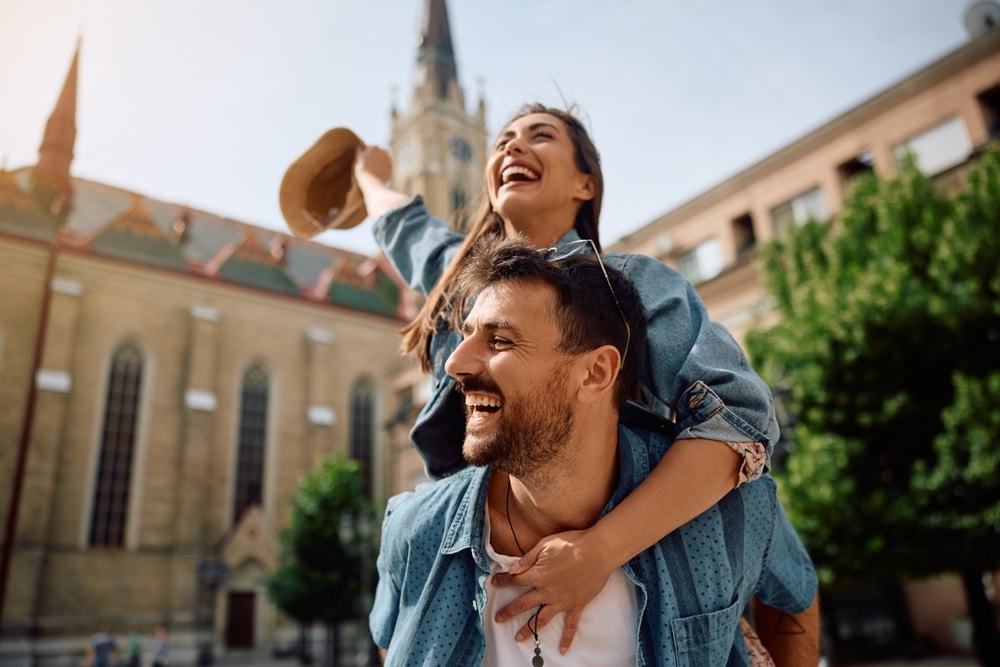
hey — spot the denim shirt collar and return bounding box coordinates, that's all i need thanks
[440,466,494,572]
[604,426,651,517]
[440,426,650,564]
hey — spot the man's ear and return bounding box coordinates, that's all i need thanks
[576,345,620,405]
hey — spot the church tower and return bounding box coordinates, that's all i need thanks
[31,39,80,223]
[389,0,487,231]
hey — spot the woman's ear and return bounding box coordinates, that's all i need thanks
[576,345,620,405]
[573,173,596,202]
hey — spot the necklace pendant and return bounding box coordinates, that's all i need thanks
[532,644,543,667]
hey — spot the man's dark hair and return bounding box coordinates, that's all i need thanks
[452,235,647,407]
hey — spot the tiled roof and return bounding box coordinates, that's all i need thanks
[0,169,33,208]
[0,167,405,320]
[327,271,400,317]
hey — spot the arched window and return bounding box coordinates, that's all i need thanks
[89,340,143,547]
[349,376,375,498]
[233,363,269,524]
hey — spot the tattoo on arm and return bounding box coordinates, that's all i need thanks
[773,613,807,635]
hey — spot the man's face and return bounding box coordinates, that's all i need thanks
[444,279,577,477]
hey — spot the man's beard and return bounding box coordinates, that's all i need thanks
[459,366,574,479]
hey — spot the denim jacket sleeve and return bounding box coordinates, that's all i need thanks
[756,484,818,613]
[372,197,780,468]
[371,197,471,477]
[372,195,462,296]
[607,251,780,455]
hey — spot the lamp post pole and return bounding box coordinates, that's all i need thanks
[0,232,61,630]
[196,558,229,666]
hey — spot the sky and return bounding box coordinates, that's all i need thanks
[0,0,974,256]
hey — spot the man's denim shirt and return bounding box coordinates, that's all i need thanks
[374,197,780,479]
[370,426,817,666]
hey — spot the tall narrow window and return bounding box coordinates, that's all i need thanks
[349,376,375,498]
[978,84,1000,141]
[233,363,269,524]
[89,340,144,547]
[731,213,756,257]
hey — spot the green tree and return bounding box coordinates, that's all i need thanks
[746,147,1000,665]
[265,454,378,667]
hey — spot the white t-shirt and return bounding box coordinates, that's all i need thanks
[481,514,638,667]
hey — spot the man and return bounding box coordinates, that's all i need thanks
[83,622,119,667]
[370,237,819,665]
[148,624,171,667]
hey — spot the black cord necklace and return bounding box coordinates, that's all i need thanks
[505,477,545,667]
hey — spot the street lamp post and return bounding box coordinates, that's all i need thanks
[0,229,63,631]
[195,558,230,666]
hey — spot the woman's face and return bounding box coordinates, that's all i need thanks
[486,113,595,240]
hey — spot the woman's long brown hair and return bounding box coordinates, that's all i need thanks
[398,103,604,371]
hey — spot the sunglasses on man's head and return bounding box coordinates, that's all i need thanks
[543,239,631,366]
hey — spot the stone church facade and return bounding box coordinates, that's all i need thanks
[0,0,486,660]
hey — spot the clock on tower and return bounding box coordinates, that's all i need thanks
[449,136,472,164]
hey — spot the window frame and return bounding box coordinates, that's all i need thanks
[88,340,145,548]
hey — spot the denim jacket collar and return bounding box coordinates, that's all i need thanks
[439,466,493,572]
[440,427,650,562]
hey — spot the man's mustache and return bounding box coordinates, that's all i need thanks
[455,376,503,397]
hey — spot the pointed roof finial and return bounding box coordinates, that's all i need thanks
[416,0,459,99]
[34,38,80,191]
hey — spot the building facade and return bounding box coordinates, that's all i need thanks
[1,0,490,660]
[610,23,1000,661]
[0,37,413,667]
[611,28,1000,347]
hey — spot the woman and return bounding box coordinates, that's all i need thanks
[354,103,776,653]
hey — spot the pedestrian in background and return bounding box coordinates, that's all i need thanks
[82,622,119,667]
[126,629,141,667]
[147,624,170,667]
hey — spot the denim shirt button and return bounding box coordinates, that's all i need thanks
[472,599,478,611]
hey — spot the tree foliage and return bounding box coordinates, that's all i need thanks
[265,454,378,625]
[745,147,1000,591]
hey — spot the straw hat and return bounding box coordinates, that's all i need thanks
[279,127,367,239]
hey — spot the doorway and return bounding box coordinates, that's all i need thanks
[225,591,255,649]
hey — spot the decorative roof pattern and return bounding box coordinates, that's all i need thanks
[0,170,33,208]
[103,198,167,238]
[327,271,400,318]
[0,169,58,241]
[0,167,404,320]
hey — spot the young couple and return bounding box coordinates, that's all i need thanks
[306,103,819,664]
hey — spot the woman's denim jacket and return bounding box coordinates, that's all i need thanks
[374,197,779,478]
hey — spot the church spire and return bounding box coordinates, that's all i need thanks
[32,38,79,215]
[389,0,485,228]
[416,0,459,100]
